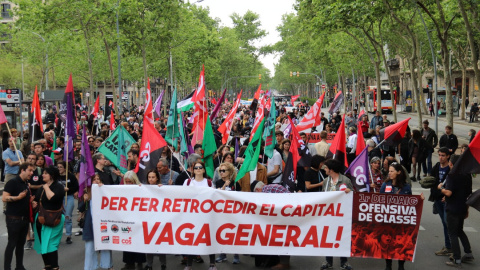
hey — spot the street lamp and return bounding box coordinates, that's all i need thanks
[31,32,48,91]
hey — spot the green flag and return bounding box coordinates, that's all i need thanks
[50,132,57,160]
[202,116,216,178]
[98,125,135,173]
[236,119,265,182]
[166,89,180,148]
[263,96,277,159]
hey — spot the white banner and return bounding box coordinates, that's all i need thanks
[92,185,353,256]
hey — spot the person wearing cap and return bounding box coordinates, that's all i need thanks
[421,120,438,176]
[52,148,64,164]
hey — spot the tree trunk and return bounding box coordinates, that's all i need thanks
[99,28,117,114]
[79,17,94,106]
[441,43,454,129]
[373,61,382,114]
[408,57,423,128]
[458,0,480,98]
[461,66,467,120]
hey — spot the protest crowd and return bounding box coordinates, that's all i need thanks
[1,71,476,270]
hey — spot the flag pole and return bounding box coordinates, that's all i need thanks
[367,158,375,193]
[5,122,22,162]
[65,134,69,204]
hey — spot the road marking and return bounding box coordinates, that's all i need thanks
[419,226,425,231]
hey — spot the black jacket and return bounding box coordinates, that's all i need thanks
[423,128,438,149]
[439,133,458,154]
[408,138,427,163]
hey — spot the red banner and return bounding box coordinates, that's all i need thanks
[351,193,424,262]
[288,133,335,144]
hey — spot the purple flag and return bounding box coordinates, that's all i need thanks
[344,147,370,192]
[234,137,239,160]
[154,90,165,117]
[210,88,227,121]
[78,125,95,197]
[62,75,76,162]
[283,124,292,138]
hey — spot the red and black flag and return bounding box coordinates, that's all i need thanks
[357,109,365,121]
[450,132,480,175]
[326,114,347,168]
[30,85,44,142]
[281,116,301,192]
[328,91,344,114]
[378,118,411,147]
[250,84,262,114]
[356,121,366,156]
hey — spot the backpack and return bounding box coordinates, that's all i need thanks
[186,178,213,187]
[419,176,436,189]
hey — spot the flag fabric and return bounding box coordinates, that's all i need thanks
[378,118,411,147]
[283,124,292,138]
[234,137,239,160]
[326,114,347,168]
[281,117,301,192]
[178,112,189,158]
[291,94,300,106]
[249,96,265,140]
[210,98,217,105]
[328,91,344,114]
[134,114,168,183]
[191,66,208,145]
[178,90,195,112]
[210,88,226,121]
[31,85,44,132]
[144,78,154,124]
[165,89,180,148]
[450,132,480,175]
[0,104,6,125]
[91,95,100,119]
[110,111,116,130]
[296,92,325,132]
[98,126,135,173]
[357,109,365,121]
[78,125,95,198]
[263,96,277,159]
[235,119,265,182]
[356,122,366,156]
[63,74,76,162]
[250,84,262,114]
[116,125,129,174]
[344,147,370,192]
[218,90,243,144]
[154,90,165,117]
[50,133,56,160]
[202,116,217,178]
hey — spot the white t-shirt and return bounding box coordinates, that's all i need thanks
[267,150,283,184]
[183,178,212,188]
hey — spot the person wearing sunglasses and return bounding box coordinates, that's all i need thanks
[183,161,216,270]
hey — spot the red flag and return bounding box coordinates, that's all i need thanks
[379,118,411,146]
[254,84,262,100]
[218,90,243,144]
[450,132,480,174]
[91,95,100,119]
[191,66,208,144]
[144,78,154,124]
[296,92,325,131]
[31,85,44,132]
[287,116,300,179]
[0,103,7,125]
[110,111,116,130]
[211,97,217,105]
[291,94,300,106]
[357,109,365,121]
[327,114,347,168]
[356,122,366,156]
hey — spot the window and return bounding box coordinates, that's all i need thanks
[1,3,11,19]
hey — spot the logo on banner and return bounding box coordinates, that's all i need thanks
[101,236,110,243]
[122,237,132,245]
[111,224,119,233]
[122,227,132,233]
[101,223,107,233]
[113,236,120,244]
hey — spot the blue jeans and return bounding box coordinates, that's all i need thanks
[434,200,451,249]
[84,241,113,270]
[422,148,433,175]
[64,195,75,236]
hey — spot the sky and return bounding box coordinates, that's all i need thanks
[196,0,297,75]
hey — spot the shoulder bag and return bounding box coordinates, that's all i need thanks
[37,189,63,227]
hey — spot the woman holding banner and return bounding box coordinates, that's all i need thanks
[380,162,411,270]
[143,169,167,270]
[183,162,217,270]
[82,173,114,270]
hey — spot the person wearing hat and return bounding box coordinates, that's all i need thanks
[52,148,64,165]
[421,120,438,177]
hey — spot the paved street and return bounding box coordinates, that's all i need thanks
[1,109,480,270]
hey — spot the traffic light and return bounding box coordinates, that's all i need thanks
[290,71,293,77]
[259,74,262,80]
[297,71,300,77]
